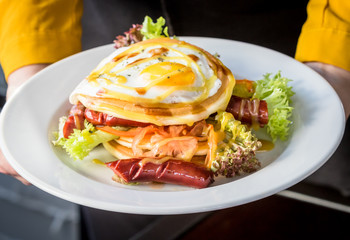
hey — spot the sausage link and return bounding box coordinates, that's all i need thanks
[84,108,151,127]
[106,158,214,189]
[226,96,268,126]
[63,102,86,138]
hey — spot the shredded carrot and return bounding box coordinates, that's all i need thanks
[96,126,142,137]
[205,124,223,168]
[100,121,211,162]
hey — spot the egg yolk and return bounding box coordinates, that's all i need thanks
[139,62,195,87]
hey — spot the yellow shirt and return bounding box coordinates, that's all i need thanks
[295,0,350,72]
[0,0,349,80]
[0,0,83,79]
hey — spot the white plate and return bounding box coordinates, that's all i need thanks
[0,37,345,214]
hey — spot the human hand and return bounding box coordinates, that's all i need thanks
[0,150,30,185]
[6,64,49,99]
[305,62,350,119]
[0,64,49,185]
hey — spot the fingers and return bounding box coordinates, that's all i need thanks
[14,176,31,185]
[2,65,49,185]
[7,64,49,100]
[305,62,350,119]
[0,166,31,185]
[0,150,31,185]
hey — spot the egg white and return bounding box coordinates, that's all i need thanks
[70,42,222,105]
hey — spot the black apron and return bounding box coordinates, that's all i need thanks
[81,0,308,57]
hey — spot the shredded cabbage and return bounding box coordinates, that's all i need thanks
[253,72,295,142]
[53,118,118,160]
[141,16,169,40]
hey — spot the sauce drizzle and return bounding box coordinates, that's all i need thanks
[258,139,274,152]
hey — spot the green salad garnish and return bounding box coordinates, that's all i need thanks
[141,16,169,40]
[253,71,295,142]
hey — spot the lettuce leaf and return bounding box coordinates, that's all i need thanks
[141,16,169,40]
[210,111,261,177]
[253,72,295,142]
[53,118,118,160]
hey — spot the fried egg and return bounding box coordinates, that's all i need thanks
[70,38,235,125]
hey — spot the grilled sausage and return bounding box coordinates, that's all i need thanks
[106,158,214,188]
[84,108,150,127]
[226,96,268,127]
[62,102,86,138]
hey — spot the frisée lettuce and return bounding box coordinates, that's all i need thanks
[253,72,295,142]
[53,118,118,160]
[210,111,261,177]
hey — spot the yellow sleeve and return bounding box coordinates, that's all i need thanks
[0,0,83,79]
[295,0,350,71]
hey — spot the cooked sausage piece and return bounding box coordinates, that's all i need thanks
[226,96,268,126]
[106,158,214,189]
[84,108,151,127]
[63,102,86,138]
[64,94,269,138]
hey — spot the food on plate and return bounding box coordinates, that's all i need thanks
[253,72,295,141]
[69,36,235,127]
[226,95,269,127]
[53,16,294,188]
[106,158,214,189]
[231,73,294,141]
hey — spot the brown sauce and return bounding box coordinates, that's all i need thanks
[126,52,140,59]
[127,58,145,66]
[112,53,127,62]
[149,47,169,57]
[188,54,199,62]
[151,182,165,189]
[250,98,260,130]
[258,139,275,152]
[113,52,140,62]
